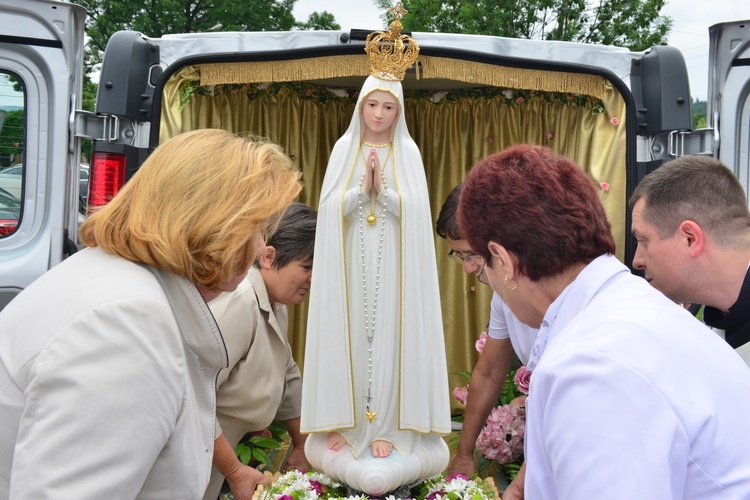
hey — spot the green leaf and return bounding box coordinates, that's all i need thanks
[252,447,269,465]
[247,435,281,449]
[235,443,253,465]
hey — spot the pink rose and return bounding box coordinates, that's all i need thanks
[515,96,524,104]
[514,366,532,395]
[453,385,469,405]
[545,131,554,140]
[610,116,620,126]
[600,181,609,191]
[484,137,492,144]
[475,331,489,353]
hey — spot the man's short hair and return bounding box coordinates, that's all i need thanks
[630,156,750,244]
[436,184,462,240]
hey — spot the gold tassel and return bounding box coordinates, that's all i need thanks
[196,54,612,101]
[198,55,371,86]
[418,55,611,100]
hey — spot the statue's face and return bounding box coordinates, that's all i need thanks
[361,90,399,137]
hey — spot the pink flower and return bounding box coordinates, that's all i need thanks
[610,116,620,126]
[509,395,527,408]
[600,181,609,192]
[545,131,554,140]
[484,137,492,144]
[476,404,525,465]
[513,366,532,395]
[305,89,313,96]
[515,97,524,104]
[453,385,469,405]
[446,473,470,482]
[309,481,323,495]
[475,331,489,353]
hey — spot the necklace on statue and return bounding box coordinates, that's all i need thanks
[359,143,392,225]
[357,145,389,423]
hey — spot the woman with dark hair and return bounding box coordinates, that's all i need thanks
[205,202,316,500]
[457,144,750,499]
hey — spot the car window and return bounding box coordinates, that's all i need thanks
[0,70,24,237]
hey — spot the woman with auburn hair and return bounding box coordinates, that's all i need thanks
[0,129,301,498]
[457,144,750,499]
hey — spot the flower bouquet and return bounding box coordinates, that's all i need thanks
[453,332,531,482]
[254,470,498,500]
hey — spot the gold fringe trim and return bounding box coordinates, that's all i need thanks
[419,55,611,100]
[198,55,371,86]
[197,54,612,100]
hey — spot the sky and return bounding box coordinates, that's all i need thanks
[292,0,750,101]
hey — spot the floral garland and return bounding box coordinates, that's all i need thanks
[454,332,531,482]
[254,470,498,500]
[178,80,606,115]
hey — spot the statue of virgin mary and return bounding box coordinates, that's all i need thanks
[300,70,451,495]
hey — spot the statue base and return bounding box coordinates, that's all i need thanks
[304,433,449,496]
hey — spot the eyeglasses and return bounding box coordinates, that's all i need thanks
[448,249,484,267]
[476,260,490,285]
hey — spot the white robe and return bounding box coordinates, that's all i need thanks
[301,76,451,459]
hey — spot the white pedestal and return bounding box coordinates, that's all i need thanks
[304,433,450,496]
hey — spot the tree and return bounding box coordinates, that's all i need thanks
[378,0,672,52]
[80,0,339,65]
[298,11,341,31]
[81,0,297,64]
[692,97,707,130]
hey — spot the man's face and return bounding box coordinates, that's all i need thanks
[445,237,483,275]
[631,198,690,302]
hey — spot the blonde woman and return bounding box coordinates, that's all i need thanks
[0,129,301,498]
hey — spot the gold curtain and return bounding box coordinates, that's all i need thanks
[161,60,627,413]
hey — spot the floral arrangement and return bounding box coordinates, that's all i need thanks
[453,331,531,481]
[254,471,497,500]
[254,469,350,500]
[414,473,498,500]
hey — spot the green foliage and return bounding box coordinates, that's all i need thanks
[692,97,707,129]
[391,0,672,51]
[298,11,341,31]
[0,110,24,167]
[80,0,341,66]
[234,421,288,467]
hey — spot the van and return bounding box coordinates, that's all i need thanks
[1,0,748,384]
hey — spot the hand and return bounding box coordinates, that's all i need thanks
[363,149,380,195]
[225,464,271,500]
[502,461,525,500]
[447,449,477,476]
[370,149,383,194]
[284,444,312,472]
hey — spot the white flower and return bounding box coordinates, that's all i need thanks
[327,88,349,98]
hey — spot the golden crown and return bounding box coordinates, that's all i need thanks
[364,3,420,82]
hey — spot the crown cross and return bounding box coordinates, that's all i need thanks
[364,2,420,82]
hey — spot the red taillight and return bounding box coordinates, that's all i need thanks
[0,219,17,236]
[88,152,126,214]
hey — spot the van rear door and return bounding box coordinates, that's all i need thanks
[707,20,750,199]
[0,0,86,309]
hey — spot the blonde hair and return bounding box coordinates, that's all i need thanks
[79,129,302,290]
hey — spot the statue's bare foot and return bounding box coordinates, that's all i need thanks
[371,440,393,458]
[327,432,347,451]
